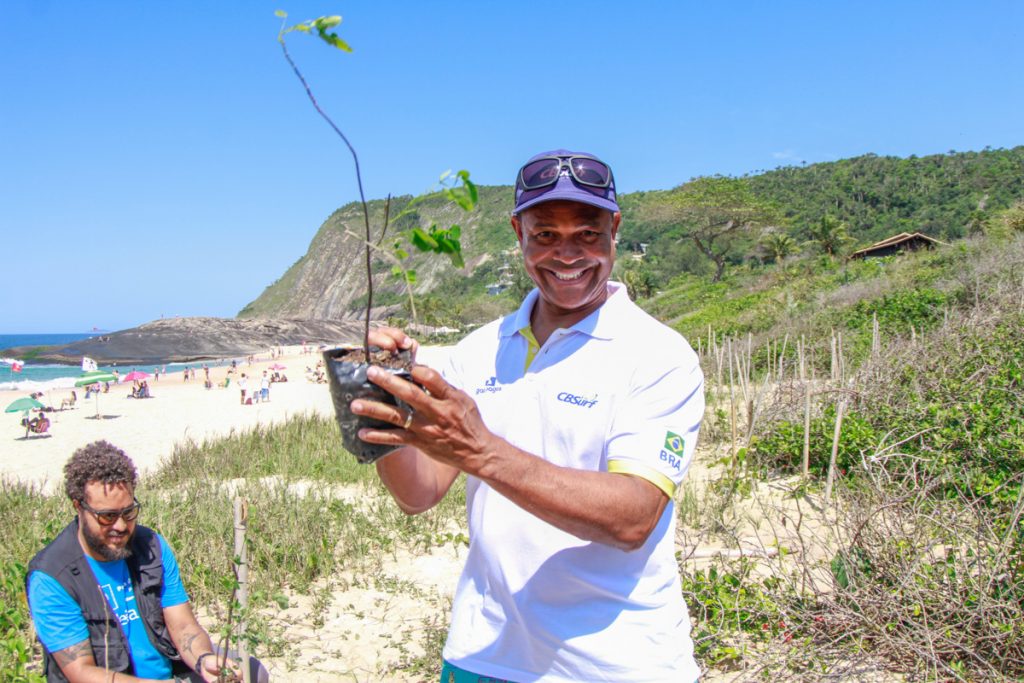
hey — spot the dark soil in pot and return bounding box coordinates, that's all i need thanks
[323,346,414,464]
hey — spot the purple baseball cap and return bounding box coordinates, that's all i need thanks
[513,149,619,214]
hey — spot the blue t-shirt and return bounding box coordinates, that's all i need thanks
[28,534,189,679]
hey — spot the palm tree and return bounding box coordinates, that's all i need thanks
[806,214,852,258]
[759,231,799,263]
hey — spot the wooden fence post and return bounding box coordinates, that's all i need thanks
[824,397,845,500]
[234,498,250,683]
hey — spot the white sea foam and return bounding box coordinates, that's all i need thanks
[0,376,78,393]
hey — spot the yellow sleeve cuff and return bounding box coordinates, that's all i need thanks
[607,460,677,498]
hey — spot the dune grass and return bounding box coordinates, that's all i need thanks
[0,413,465,680]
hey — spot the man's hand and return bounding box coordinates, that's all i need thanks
[195,651,242,683]
[366,326,418,359]
[352,363,497,476]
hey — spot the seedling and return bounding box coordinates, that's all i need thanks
[276,11,476,461]
[276,11,476,358]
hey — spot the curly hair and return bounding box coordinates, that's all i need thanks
[63,440,138,502]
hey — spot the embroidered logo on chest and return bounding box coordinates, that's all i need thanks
[556,391,599,408]
[475,376,503,395]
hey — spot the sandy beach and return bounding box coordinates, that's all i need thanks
[1,345,451,491]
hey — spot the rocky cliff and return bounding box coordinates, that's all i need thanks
[237,185,518,320]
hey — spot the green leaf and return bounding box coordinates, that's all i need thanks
[449,225,461,240]
[391,265,404,278]
[274,9,287,18]
[406,269,417,284]
[294,23,311,33]
[316,27,352,52]
[393,247,409,260]
[411,227,439,251]
[463,173,478,205]
[445,187,473,212]
[313,15,342,29]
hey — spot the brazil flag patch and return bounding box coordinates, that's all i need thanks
[664,431,685,457]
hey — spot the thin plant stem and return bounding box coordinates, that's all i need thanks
[278,28,374,359]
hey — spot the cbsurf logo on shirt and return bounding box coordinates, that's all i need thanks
[660,431,685,470]
[475,376,502,395]
[556,392,599,408]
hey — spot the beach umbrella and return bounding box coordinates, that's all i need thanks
[75,370,117,418]
[5,397,45,414]
[122,370,150,382]
[6,397,46,438]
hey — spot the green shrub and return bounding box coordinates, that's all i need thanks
[750,405,882,479]
[681,560,787,668]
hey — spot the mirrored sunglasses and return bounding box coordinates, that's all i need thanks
[517,156,614,192]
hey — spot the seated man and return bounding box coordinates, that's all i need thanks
[60,392,77,410]
[32,413,50,434]
[26,441,268,682]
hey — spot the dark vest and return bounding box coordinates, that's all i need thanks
[26,519,186,682]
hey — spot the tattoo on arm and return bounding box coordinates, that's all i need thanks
[181,629,202,655]
[54,639,94,667]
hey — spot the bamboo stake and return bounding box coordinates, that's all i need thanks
[872,312,880,357]
[803,382,812,478]
[728,342,737,464]
[824,397,845,500]
[745,372,770,443]
[777,333,790,382]
[798,336,805,381]
[800,337,810,477]
[747,335,753,400]
[830,330,837,382]
[715,337,724,388]
[838,330,845,384]
[234,498,251,683]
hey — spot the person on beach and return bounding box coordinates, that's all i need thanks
[260,371,270,402]
[352,150,704,682]
[238,374,248,405]
[25,441,269,682]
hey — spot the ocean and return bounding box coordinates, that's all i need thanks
[0,333,232,392]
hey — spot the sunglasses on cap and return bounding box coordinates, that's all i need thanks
[516,155,615,192]
[78,497,142,525]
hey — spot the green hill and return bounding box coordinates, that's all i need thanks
[239,146,1024,331]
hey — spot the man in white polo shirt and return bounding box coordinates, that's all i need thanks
[351,149,704,682]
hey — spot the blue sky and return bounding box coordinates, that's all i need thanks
[2,0,1022,333]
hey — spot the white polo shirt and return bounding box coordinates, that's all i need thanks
[441,282,704,683]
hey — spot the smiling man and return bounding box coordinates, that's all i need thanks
[353,150,705,682]
[26,441,265,683]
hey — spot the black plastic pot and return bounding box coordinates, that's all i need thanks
[323,346,413,464]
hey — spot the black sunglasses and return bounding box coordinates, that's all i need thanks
[517,155,614,192]
[79,497,142,526]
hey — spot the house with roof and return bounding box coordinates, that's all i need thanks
[850,232,947,259]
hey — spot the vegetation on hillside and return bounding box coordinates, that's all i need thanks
[240,146,1024,326]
